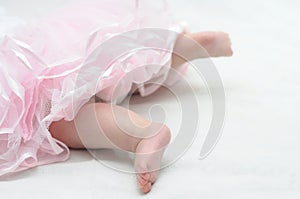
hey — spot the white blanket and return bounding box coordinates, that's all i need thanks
[1,0,299,198]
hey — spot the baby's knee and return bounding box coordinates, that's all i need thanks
[151,123,172,145]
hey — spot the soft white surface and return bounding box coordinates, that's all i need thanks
[1,0,300,198]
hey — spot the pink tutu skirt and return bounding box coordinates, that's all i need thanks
[0,0,187,176]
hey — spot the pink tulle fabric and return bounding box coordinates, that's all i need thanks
[0,0,187,176]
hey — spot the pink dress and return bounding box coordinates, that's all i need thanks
[0,0,187,176]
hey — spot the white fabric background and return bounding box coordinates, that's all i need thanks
[0,0,299,198]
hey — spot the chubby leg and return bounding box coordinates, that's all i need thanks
[172,31,233,68]
[129,31,232,95]
[49,102,171,194]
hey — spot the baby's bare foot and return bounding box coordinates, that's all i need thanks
[190,31,233,57]
[134,126,171,194]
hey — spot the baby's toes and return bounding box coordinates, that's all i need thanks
[137,174,148,187]
[149,171,158,184]
[137,172,156,194]
[141,182,152,194]
[217,33,233,56]
[137,173,151,192]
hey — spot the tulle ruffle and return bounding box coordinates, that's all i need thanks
[0,0,188,176]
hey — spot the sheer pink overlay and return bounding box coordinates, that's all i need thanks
[0,0,187,176]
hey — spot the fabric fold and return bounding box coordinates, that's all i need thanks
[0,0,188,176]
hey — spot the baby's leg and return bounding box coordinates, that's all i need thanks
[172,31,233,68]
[49,102,170,194]
[130,31,233,95]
